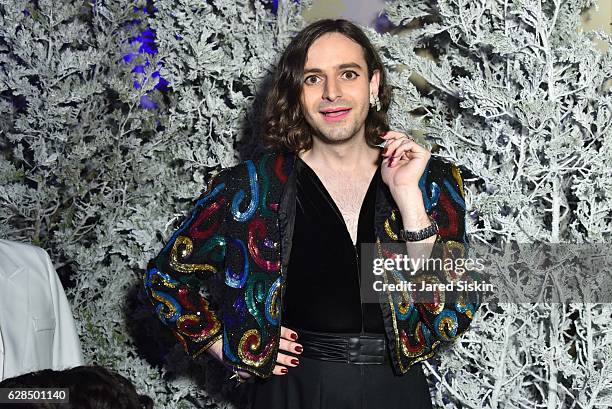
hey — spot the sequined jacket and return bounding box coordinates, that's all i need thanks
[143,150,480,378]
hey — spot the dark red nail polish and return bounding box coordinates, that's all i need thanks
[295,345,303,353]
[291,359,299,365]
[281,368,288,374]
[290,332,298,340]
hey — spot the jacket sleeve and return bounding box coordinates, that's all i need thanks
[46,250,84,370]
[143,169,230,357]
[419,159,481,343]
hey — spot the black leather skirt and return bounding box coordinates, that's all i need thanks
[247,329,434,409]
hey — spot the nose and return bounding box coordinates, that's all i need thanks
[322,77,341,101]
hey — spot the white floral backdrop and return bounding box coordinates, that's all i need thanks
[1,0,610,407]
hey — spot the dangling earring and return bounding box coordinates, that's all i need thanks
[370,93,381,112]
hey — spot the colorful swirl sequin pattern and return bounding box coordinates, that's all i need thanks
[220,154,288,372]
[143,171,229,357]
[143,151,480,377]
[382,158,480,371]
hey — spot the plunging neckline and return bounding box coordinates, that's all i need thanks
[295,155,380,246]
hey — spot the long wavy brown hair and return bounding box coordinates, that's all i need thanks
[262,19,392,152]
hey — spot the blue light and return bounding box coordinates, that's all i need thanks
[122,3,169,110]
[140,94,158,110]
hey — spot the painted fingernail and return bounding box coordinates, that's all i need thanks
[295,345,303,353]
[281,368,288,374]
[290,332,298,340]
[291,359,299,365]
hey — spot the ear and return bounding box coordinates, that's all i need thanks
[369,69,381,97]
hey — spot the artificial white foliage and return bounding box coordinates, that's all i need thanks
[373,0,612,407]
[1,0,610,407]
[1,0,307,407]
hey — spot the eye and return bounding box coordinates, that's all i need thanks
[304,75,321,85]
[341,70,359,80]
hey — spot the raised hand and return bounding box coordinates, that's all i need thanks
[380,130,431,192]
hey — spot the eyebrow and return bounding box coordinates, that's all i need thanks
[303,62,364,75]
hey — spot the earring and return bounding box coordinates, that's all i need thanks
[370,93,381,111]
[370,94,381,112]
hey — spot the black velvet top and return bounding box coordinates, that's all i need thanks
[281,156,386,334]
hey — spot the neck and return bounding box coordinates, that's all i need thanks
[298,133,381,174]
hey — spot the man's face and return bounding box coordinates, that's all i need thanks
[300,32,380,145]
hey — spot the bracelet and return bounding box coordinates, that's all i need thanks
[229,367,248,387]
[399,216,438,242]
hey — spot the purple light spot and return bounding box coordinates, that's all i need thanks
[132,65,146,74]
[263,238,277,249]
[155,76,169,91]
[374,12,396,34]
[140,94,157,110]
[123,52,136,63]
[123,4,170,95]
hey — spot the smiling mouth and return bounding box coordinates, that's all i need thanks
[320,108,351,118]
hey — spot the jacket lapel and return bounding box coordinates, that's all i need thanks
[0,244,24,280]
[0,241,29,379]
[373,157,436,374]
[276,151,297,312]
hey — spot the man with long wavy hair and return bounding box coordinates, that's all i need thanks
[144,18,478,409]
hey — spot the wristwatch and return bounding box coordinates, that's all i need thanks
[399,216,438,242]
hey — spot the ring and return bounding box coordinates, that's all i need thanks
[377,134,414,149]
[397,136,413,148]
[395,135,413,144]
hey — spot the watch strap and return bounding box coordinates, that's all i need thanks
[399,217,438,242]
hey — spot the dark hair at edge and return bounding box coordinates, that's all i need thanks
[262,19,392,152]
[0,365,154,409]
